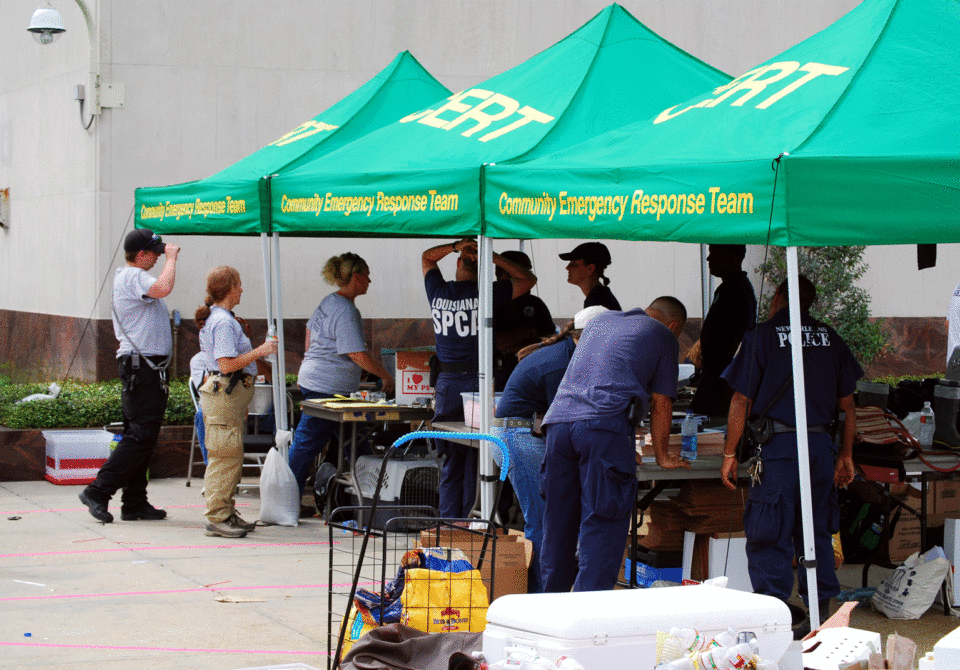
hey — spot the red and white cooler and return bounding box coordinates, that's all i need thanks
[42,429,114,485]
[482,584,792,669]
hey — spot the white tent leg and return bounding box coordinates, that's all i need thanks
[478,235,494,520]
[272,232,289,434]
[701,243,712,320]
[260,232,281,425]
[786,246,820,629]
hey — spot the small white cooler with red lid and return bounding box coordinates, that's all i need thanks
[482,584,792,669]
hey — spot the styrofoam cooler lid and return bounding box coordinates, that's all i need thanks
[42,429,114,458]
[486,584,790,648]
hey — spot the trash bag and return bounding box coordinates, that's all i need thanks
[258,446,299,526]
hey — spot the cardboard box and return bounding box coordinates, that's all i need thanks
[942,517,960,606]
[419,528,531,601]
[888,512,922,562]
[395,349,434,406]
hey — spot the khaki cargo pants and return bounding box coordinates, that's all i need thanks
[199,377,254,524]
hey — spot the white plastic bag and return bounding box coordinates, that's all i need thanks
[871,546,949,619]
[258,445,299,527]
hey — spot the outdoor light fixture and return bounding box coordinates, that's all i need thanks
[26,1,124,126]
[27,5,65,44]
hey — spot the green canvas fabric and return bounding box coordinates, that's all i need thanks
[134,51,451,236]
[269,3,730,238]
[485,0,960,246]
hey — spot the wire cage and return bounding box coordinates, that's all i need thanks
[326,508,498,670]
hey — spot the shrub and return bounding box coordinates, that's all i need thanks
[0,379,194,429]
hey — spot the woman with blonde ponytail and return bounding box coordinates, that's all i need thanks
[288,253,395,511]
[196,266,278,538]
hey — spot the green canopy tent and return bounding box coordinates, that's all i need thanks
[484,0,960,623]
[269,3,731,516]
[132,51,451,431]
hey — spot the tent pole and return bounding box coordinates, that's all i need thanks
[786,246,820,629]
[701,244,711,320]
[272,232,289,435]
[478,235,494,520]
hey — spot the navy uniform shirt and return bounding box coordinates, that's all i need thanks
[584,283,621,311]
[544,309,678,426]
[425,268,512,364]
[722,309,863,454]
[496,337,576,420]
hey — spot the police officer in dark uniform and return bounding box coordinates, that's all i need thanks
[720,275,861,629]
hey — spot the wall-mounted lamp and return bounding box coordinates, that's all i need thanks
[27,1,124,128]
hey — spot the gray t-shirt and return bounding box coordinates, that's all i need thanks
[296,292,366,394]
[198,306,257,375]
[112,266,171,357]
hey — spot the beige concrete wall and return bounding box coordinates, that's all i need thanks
[5,0,949,332]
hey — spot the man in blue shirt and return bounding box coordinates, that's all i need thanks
[540,298,690,592]
[422,239,537,518]
[720,275,862,630]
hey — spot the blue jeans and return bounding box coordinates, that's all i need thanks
[288,389,337,496]
[491,423,546,593]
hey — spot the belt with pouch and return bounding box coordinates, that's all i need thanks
[492,417,534,428]
[772,420,830,434]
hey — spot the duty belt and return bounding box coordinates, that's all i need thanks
[438,359,478,374]
[772,420,830,434]
[492,417,533,428]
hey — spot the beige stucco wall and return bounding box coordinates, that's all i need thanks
[3,0,953,330]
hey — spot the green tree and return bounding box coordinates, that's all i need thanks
[755,246,886,367]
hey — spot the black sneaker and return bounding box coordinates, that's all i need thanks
[120,503,167,521]
[79,490,113,523]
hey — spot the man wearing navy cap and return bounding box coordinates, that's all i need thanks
[720,275,861,633]
[80,228,181,523]
[559,242,621,311]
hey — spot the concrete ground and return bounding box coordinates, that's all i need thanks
[2,476,959,670]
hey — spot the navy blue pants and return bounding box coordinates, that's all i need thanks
[288,389,337,496]
[744,433,840,603]
[540,417,637,592]
[433,372,479,518]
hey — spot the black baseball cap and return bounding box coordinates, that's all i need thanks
[559,242,611,268]
[124,228,166,254]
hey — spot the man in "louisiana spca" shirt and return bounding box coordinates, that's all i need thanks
[422,238,537,518]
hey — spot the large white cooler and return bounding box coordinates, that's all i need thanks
[42,429,114,485]
[482,584,792,669]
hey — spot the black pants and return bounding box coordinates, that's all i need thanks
[86,356,168,507]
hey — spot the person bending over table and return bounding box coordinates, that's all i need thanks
[720,275,861,636]
[422,238,536,518]
[491,305,608,593]
[288,253,395,503]
[540,298,689,593]
[196,266,278,538]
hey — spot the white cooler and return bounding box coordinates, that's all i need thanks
[482,584,792,670]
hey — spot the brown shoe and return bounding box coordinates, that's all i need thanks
[205,521,247,538]
[227,513,256,531]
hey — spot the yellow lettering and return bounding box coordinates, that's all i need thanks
[478,105,554,142]
[446,93,519,137]
[709,187,720,213]
[631,190,644,215]
[271,120,339,147]
[737,192,754,214]
[696,193,705,214]
[417,90,492,128]
[755,62,849,108]
[707,62,800,108]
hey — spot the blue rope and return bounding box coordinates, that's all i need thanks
[393,430,510,480]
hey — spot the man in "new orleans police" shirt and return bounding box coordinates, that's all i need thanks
[422,239,537,518]
[720,275,862,630]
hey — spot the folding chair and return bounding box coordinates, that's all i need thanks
[185,378,207,487]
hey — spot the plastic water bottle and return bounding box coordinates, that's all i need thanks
[919,401,935,447]
[265,326,278,365]
[680,412,698,461]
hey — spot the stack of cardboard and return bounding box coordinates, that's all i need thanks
[637,499,687,552]
[418,527,532,600]
[672,481,746,534]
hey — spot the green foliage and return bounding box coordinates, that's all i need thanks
[0,379,195,429]
[756,246,887,367]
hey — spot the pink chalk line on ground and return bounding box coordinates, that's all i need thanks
[0,541,336,558]
[0,641,330,655]
[0,582,376,602]
[3,503,250,515]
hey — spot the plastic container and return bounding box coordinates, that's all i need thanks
[42,429,114,485]
[919,401,935,447]
[680,412,698,461]
[482,584,792,669]
[461,392,504,428]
